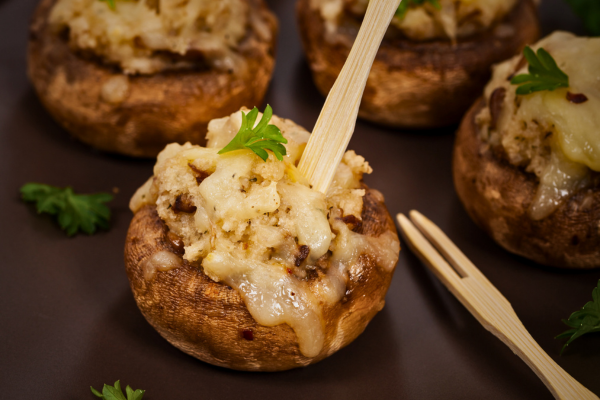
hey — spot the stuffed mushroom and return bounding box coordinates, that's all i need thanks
[28,0,278,157]
[453,32,600,269]
[298,0,540,128]
[125,108,400,370]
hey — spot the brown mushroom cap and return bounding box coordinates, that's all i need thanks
[453,100,600,269]
[28,0,278,157]
[124,186,399,371]
[297,0,540,129]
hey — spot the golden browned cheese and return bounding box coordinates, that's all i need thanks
[311,0,517,41]
[477,32,600,220]
[49,0,256,74]
[127,110,400,367]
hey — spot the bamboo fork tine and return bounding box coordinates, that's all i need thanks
[396,213,504,330]
[409,210,473,277]
[396,211,599,400]
[396,214,465,291]
[298,0,402,194]
[408,210,512,310]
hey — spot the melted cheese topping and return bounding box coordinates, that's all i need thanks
[130,110,399,357]
[311,0,517,41]
[477,32,600,220]
[143,250,183,280]
[49,0,254,74]
[101,75,129,103]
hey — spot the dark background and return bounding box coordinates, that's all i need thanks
[1,0,598,399]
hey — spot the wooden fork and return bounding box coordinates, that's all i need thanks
[396,210,599,400]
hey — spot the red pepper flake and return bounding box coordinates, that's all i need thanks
[241,329,254,341]
[287,268,293,274]
[172,195,197,214]
[566,92,588,104]
[294,245,310,267]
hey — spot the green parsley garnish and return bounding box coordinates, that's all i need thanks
[91,380,145,400]
[395,0,441,19]
[564,0,600,36]
[510,46,569,95]
[99,0,116,10]
[218,105,287,162]
[556,280,600,354]
[21,183,113,236]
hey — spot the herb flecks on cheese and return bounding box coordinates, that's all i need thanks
[477,32,600,220]
[311,0,517,41]
[130,109,399,357]
[49,0,259,74]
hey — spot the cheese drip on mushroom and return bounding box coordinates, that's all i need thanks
[130,110,399,357]
[49,0,262,74]
[311,0,517,41]
[477,32,600,220]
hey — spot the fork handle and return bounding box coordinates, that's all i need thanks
[481,304,598,400]
[398,213,598,399]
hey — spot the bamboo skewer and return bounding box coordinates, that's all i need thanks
[396,210,599,400]
[298,0,402,194]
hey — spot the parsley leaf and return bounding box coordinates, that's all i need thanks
[395,0,441,19]
[218,105,288,162]
[91,381,145,400]
[563,0,600,36]
[510,46,569,95]
[556,280,600,354]
[21,183,113,236]
[99,0,116,10]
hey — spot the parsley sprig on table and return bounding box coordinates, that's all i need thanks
[556,280,600,354]
[395,0,441,19]
[91,380,145,400]
[510,46,569,95]
[20,183,113,236]
[218,105,288,161]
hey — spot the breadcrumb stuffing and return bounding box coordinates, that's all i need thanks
[50,0,253,74]
[131,109,373,266]
[311,0,517,41]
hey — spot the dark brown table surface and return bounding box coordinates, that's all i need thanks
[1,0,599,398]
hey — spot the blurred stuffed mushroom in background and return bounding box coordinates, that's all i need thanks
[28,0,278,157]
[297,0,540,128]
